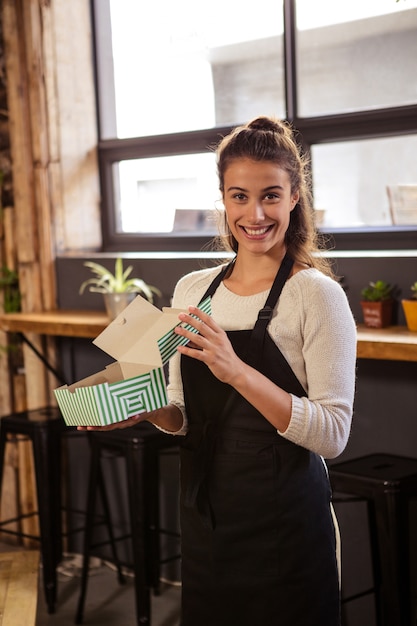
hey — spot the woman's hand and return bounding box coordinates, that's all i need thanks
[76,413,147,432]
[176,306,293,433]
[76,404,184,434]
[175,305,245,386]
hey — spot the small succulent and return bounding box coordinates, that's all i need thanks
[361,280,394,302]
[410,282,417,300]
[79,258,161,303]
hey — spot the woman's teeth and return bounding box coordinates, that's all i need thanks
[243,226,270,236]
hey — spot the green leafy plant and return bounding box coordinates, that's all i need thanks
[79,258,161,303]
[361,280,394,302]
[409,281,417,300]
[0,266,21,312]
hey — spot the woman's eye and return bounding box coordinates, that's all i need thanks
[265,193,279,201]
[233,193,246,201]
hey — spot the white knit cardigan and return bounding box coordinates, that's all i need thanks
[164,264,357,460]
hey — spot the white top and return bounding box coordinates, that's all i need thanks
[165,264,357,459]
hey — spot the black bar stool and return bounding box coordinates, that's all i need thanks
[328,453,417,626]
[75,422,180,626]
[0,406,67,614]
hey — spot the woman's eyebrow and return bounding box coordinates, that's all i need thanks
[226,184,284,193]
[263,185,284,192]
[226,185,247,192]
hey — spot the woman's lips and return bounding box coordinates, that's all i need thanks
[240,225,273,237]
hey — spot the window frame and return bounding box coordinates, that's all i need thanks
[93,0,417,252]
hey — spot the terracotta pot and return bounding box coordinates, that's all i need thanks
[401,299,417,332]
[360,299,394,329]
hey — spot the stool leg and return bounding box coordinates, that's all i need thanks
[0,430,11,539]
[76,439,126,624]
[75,439,101,624]
[97,467,126,585]
[366,501,383,626]
[146,448,161,595]
[0,429,7,503]
[32,427,62,614]
[373,489,411,626]
[126,441,151,626]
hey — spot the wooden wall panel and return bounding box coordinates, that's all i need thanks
[0,0,100,545]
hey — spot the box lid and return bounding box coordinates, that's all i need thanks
[93,294,185,368]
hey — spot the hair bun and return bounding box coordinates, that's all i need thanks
[247,116,282,133]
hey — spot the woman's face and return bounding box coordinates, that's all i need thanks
[222,158,299,258]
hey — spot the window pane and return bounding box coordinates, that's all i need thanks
[114,154,221,234]
[97,0,285,139]
[311,134,417,228]
[296,0,417,116]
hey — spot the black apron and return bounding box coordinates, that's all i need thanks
[179,254,340,626]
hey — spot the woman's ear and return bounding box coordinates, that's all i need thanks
[291,191,300,210]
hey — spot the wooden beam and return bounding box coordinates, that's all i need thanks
[2,0,37,266]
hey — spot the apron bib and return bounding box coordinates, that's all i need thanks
[179,254,340,626]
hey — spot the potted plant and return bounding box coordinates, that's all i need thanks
[79,258,161,319]
[401,282,417,332]
[360,280,395,328]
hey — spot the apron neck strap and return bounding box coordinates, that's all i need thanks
[246,252,294,368]
[255,252,294,329]
[198,253,294,331]
[198,259,235,304]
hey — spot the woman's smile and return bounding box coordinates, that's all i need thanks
[239,224,275,238]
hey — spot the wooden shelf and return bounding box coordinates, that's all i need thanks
[0,310,109,339]
[0,312,416,362]
[356,324,417,362]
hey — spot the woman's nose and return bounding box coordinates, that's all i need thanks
[247,199,265,223]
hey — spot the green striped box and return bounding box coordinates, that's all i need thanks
[54,366,167,427]
[157,296,212,364]
[54,294,212,427]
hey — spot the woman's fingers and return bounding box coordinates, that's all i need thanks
[176,305,217,340]
[76,413,145,431]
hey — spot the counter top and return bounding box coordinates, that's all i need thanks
[356,324,417,362]
[0,309,109,338]
[0,311,416,362]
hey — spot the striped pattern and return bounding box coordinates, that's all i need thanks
[54,367,167,427]
[158,296,212,364]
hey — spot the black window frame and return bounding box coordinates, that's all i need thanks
[93,0,417,252]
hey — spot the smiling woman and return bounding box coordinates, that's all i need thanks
[164,116,356,625]
[84,115,357,626]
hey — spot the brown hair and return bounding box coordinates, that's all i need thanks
[213,116,333,276]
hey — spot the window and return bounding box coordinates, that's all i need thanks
[92,0,417,251]
[97,0,285,140]
[114,153,219,235]
[311,134,417,228]
[296,0,417,116]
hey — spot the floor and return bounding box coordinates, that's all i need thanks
[1,543,182,626]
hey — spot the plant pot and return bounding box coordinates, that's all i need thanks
[401,299,417,332]
[360,300,394,329]
[103,292,136,320]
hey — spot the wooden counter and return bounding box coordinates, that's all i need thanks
[0,310,109,339]
[356,324,417,362]
[0,311,416,362]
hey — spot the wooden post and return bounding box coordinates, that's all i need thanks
[1,0,101,546]
[1,0,54,545]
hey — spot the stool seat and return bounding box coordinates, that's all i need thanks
[329,453,417,626]
[0,406,67,614]
[76,421,180,626]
